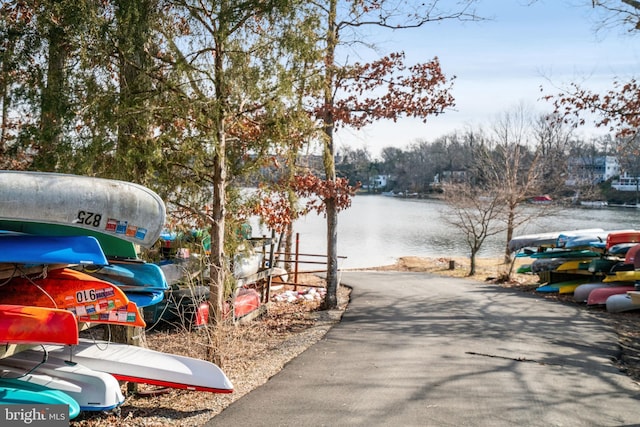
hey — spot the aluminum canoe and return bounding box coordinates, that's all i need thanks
[0,170,166,248]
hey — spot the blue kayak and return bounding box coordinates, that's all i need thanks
[0,377,80,419]
[125,290,165,308]
[86,262,169,291]
[0,220,139,259]
[0,234,108,266]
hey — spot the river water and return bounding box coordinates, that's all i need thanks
[253,195,640,270]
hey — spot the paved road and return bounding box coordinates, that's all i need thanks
[207,271,640,426]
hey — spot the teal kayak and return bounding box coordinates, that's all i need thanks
[536,279,590,293]
[0,378,80,419]
[530,249,601,259]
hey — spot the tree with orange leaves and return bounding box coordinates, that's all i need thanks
[301,0,480,309]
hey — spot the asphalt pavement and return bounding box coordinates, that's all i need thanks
[206,271,640,427]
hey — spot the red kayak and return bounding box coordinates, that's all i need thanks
[234,288,261,318]
[625,244,640,265]
[587,285,636,306]
[606,230,640,250]
[0,304,78,345]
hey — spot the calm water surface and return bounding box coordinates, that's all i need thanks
[254,195,640,269]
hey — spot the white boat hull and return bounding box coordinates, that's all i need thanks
[0,171,166,247]
[39,338,233,393]
[0,355,124,411]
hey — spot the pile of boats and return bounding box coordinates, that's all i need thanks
[510,228,640,313]
[0,171,233,420]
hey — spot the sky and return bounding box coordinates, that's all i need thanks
[333,0,640,158]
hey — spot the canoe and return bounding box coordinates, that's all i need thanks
[0,377,80,419]
[2,352,124,412]
[536,279,590,294]
[234,288,261,318]
[624,244,640,264]
[556,229,608,249]
[124,290,164,308]
[0,234,108,266]
[508,229,605,252]
[587,285,636,305]
[587,258,619,273]
[0,305,78,346]
[0,364,82,395]
[530,258,566,273]
[555,259,592,272]
[606,230,640,250]
[574,282,618,303]
[530,249,600,259]
[0,170,166,248]
[81,261,169,291]
[39,338,234,393]
[0,220,139,259]
[629,290,640,305]
[603,270,640,283]
[0,268,129,316]
[607,242,638,256]
[76,301,146,327]
[606,294,640,313]
[508,231,561,252]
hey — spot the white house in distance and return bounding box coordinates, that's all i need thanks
[368,175,388,189]
[566,155,620,186]
[568,155,640,191]
[612,172,640,191]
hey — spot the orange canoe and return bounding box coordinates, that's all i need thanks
[0,268,129,316]
[0,304,78,345]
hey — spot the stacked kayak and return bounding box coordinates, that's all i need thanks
[0,171,233,416]
[510,228,640,312]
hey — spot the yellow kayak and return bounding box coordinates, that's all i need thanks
[556,259,592,272]
[603,270,640,283]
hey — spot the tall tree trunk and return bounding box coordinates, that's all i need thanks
[469,249,478,276]
[504,208,515,264]
[209,31,227,325]
[322,0,339,309]
[115,0,153,183]
[0,37,14,152]
[38,14,68,171]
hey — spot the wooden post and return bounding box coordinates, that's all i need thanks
[294,233,300,291]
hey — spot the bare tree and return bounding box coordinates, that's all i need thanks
[443,183,506,276]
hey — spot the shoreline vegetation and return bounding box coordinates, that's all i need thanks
[71,256,639,427]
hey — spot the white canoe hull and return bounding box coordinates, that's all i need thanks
[0,364,82,395]
[606,294,640,313]
[0,355,124,411]
[40,338,233,393]
[0,171,166,247]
